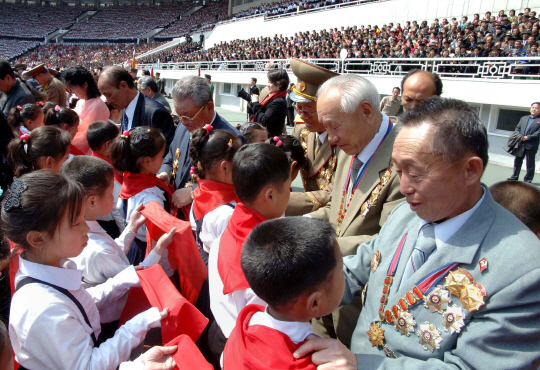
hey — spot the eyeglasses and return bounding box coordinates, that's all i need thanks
[178,104,205,124]
[292,102,317,119]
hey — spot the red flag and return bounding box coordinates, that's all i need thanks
[165,335,213,370]
[150,67,154,78]
[223,304,317,370]
[121,265,208,344]
[141,201,206,304]
[198,66,201,77]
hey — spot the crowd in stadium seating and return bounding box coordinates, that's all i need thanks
[232,0,356,19]
[139,8,540,65]
[155,0,228,39]
[0,40,41,61]
[0,3,81,38]
[13,42,164,70]
[64,4,188,41]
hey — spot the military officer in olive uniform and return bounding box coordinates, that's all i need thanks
[27,64,67,108]
[286,58,340,216]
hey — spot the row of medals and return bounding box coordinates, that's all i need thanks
[300,129,337,191]
[367,256,486,356]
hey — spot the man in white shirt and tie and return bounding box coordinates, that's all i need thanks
[308,74,404,347]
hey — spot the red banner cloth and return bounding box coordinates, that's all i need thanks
[141,201,206,305]
[165,334,213,370]
[121,265,208,344]
[223,304,317,370]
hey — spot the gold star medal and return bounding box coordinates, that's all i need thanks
[394,310,416,336]
[367,322,385,347]
[371,250,381,273]
[445,269,472,297]
[417,322,443,352]
[459,281,486,312]
[423,285,451,313]
[442,305,465,334]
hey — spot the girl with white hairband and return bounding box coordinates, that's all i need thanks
[6,125,71,178]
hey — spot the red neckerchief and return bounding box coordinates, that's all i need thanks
[249,90,287,122]
[91,151,123,184]
[119,172,175,209]
[223,304,317,370]
[69,144,84,156]
[218,203,267,294]
[192,179,239,220]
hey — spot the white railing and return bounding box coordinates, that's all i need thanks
[137,57,540,80]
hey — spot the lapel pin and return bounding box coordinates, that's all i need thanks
[478,258,488,272]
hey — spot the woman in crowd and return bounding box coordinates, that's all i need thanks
[250,69,289,137]
[62,65,109,155]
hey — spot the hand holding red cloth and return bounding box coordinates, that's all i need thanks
[120,265,208,344]
[141,201,206,304]
[218,203,267,295]
[223,304,317,370]
[165,335,213,370]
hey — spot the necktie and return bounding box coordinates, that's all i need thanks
[315,136,322,156]
[399,223,436,290]
[347,157,363,201]
[122,112,129,132]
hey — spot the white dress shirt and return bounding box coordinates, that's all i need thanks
[249,308,316,344]
[208,235,267,338]
[355,114,391,169]
[316,131,328,145]
[117,186,173,277]
[96,179,126,232]
[420,187,487,248]
[10,255,161,370]
[124,92,140,131]
[189,202,236,254]
[63,221,162,323]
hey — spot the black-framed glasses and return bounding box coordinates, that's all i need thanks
[292,102,317,119]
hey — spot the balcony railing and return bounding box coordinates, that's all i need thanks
[137,57,540,80]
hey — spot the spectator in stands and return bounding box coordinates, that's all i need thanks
[27,64,67,108]
[400,70,443,112]
[97,66,174,151]
[379,87,401,118]
[250,69,289,137]
[137,76,172,113]
[0,60,35,119]
[62,65,110,155]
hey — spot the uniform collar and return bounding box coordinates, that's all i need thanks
[420,186,486,248]
[356,114,390,164]
[249,308,315,344]
[17,253,82,291]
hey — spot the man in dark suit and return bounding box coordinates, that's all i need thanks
[248,77,259,120]
[509,102,540,183]
[98,66,175,151]
[0,60,35,118]
[157,75,246,210]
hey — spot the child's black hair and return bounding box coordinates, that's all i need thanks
[43,106,79,128]
[87,120,119,152]
[237,122,268,144]
[61,156,114,196]
[1,171,85,251]
[232,143,290,203]
[109,126,165,173]
[7,103,42,131]
[242,217,337,307]
[190,128,241,180]
[266,134,307,170]
[7,126,71,177]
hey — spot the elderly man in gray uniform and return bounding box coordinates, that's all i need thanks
[295,97,540,369]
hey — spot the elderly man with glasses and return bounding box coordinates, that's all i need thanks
[286,58,341,216]
[157,75,246,212]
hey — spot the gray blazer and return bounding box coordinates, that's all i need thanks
[343,187,540,369]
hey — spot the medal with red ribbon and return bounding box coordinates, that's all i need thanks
[367,231,459,349]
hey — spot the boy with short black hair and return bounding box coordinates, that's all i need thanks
[87,120,124,236]
[222,217,345,369]
[207,143,293,362]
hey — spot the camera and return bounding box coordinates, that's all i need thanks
[237,87,251,103]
